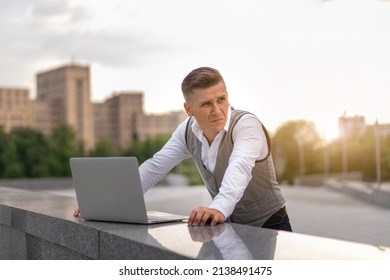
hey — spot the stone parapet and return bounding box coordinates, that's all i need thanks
[1,186,389,260]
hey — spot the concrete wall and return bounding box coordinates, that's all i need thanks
[0,178,74,190]
[0,186,188,260]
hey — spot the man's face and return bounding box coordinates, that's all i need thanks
[184,82,229,142]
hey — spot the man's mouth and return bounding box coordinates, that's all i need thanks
[211,118,224,123]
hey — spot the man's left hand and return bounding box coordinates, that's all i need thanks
[188,207,225,226]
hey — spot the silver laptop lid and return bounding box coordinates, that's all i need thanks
[70,157,148,223]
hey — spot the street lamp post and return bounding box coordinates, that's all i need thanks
[341,131,348,180]
[296,137,305,176]
[375,119,381,189]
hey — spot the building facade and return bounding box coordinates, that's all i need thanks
[36,64,95,149]
[136,110,188,141]
[0,87,32,132]
[93,92,144,149]
[339,113,390,138]
[338,113,366,138]
[1,63,187,151]
[93,92,187,149]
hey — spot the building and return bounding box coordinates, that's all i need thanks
[94,92,187,149]
[1,63,187,151]
[367,122,390,137]
[93,92,143,149]
[36,64,95,149]
[31,99,53,135]
[0,87,32,132]
[338,113,366,139]
[136,110,188,141]
[339,113,390,138]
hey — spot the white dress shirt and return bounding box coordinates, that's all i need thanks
[139,107,268,219]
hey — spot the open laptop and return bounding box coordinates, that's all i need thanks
[69,157,188,224]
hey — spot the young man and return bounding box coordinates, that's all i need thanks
[75,67,292,231]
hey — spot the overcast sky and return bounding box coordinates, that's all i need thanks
[1,0,390,140]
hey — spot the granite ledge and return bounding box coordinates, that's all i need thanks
[1,185,390,260]
[0,186,187,260]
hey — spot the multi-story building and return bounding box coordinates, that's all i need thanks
[93,92,187,149]
[31,99,53,135]
[92,102,109,143]
[339,113,390,138]
[1,63,187,151]
[36,64,95,149]
[338,113,366,138]
[136,110,188,141]
[93,92,143,149]
[0,87,32,132]
[367,122,390,137]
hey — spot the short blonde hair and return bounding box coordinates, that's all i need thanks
[181,67,225,101]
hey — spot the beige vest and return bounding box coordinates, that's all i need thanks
[185,109,286,227]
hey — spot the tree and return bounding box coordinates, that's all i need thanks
[90,138,115,157]
[381,136,390,181]
[122,134,203,185]
[1,141,25,178]
[122,134,171,164]
[0,128,51,178]
[272,120,322,184]
[0,127,9,177]
[48,124,85,177]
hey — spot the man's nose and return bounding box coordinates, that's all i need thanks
[211,102,220,113]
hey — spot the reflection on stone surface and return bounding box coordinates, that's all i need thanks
[189,223,277,260]
[148,222,277,260]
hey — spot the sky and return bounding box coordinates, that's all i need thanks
[1,0,390,141]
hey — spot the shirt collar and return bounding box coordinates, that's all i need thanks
[191,106,232,138]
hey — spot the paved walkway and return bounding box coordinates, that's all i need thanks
[281,185,390,247]
[44,184,390,248]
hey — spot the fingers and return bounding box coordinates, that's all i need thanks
[188,223,226,242]
[74,207,80,217]
[188,207,225,226]
[188,207,210,226]
[210,214,221,226]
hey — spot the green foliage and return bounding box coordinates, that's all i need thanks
[272,119,390,184]
[123,134,203,185]
[381,137,390,181]
[0,124,84,178]
[0,128,51,178]
[89,138,114,157]
[47,124,85,177]
[1,120,389,184]
[173,158,203,185]
[122,134,171,164]
[0,127,8,174]
[0,126,204,183]
[272,120,322,184]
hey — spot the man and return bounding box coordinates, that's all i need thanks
[75,67,292,231]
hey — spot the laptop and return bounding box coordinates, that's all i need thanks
[69,157,188,224]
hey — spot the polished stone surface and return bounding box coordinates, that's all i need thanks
[1,186,390,260]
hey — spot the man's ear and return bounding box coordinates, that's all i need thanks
[184,102,192,116]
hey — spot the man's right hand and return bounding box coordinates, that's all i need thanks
[188,207,225,226]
